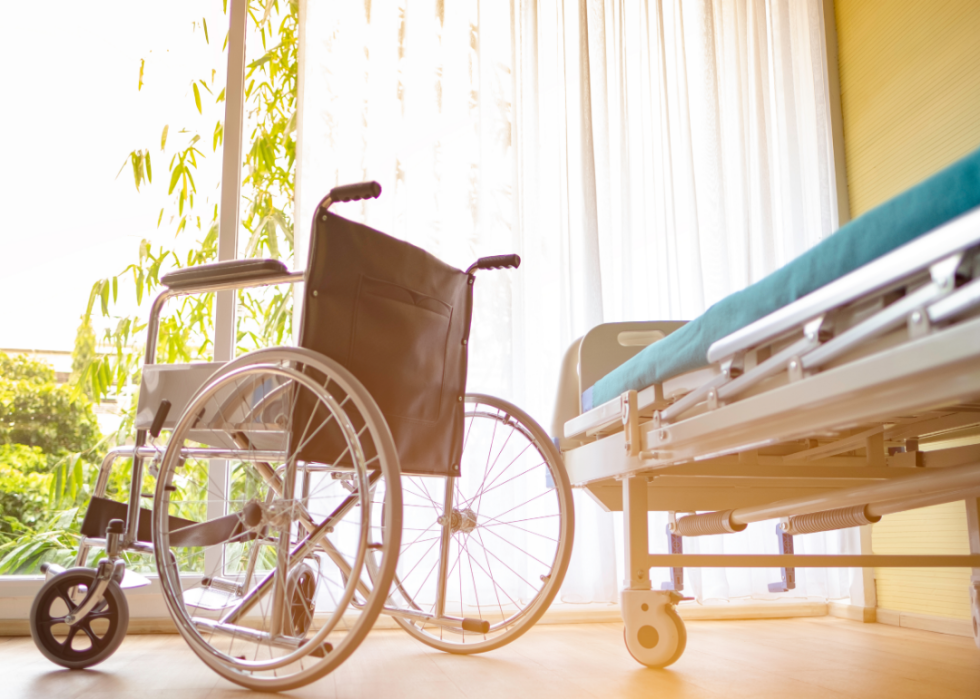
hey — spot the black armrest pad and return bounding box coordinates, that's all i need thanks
[161,259,290,291]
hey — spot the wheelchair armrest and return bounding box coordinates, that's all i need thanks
[161,259,292,292]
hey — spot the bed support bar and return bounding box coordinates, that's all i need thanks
[668,463,980,536]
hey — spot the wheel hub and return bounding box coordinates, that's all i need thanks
[440,508,477,534]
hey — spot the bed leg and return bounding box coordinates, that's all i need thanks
[661,523,684,592]
[620,476,687,667]
[850,524,877,620]
[767,525,796,593]
[966,497,980,650]
[623,476,651,592]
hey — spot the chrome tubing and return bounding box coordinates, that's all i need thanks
[671,464,980,535]
[732,462,980,526]
[380,605,490,634]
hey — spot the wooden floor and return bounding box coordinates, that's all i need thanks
[3,618,979,698]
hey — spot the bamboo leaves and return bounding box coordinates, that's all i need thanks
[50,454,84,507]
[167,138,203,216]
[213,120,223,151]
[76,0,298,416]
[0,506,83,574]
[117,149,153,191]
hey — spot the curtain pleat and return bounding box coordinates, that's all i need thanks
[297,0,850,604]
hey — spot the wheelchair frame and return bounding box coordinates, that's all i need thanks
[30,185,575,691]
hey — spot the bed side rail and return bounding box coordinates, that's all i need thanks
[707,205,980,364]
[563,213,980,456]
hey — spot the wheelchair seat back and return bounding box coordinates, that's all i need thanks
[295,211,473,477]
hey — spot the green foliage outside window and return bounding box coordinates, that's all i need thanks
[1,0,299,574]
[0,353,99,455]
[79,0,298,407]
[0,352,102,572]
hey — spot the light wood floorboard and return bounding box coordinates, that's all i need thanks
[2,617,978,698]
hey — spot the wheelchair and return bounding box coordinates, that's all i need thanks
[29,183,574,692]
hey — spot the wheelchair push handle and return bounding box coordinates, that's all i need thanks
[466,254,521,274]
[328,181,382,203]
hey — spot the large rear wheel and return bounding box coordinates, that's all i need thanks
[376,393,573,653]
[153,347,402,692]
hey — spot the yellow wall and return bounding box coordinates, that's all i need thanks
[835,0,980,216]
[834,0,980,620]
[872,502,973,619]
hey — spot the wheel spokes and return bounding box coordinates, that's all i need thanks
[152,351,402,687]
[388,396,568,649]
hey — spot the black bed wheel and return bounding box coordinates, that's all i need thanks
[30,567,129,669]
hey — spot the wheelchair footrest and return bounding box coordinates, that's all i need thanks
[167,513,260,547]
[183,585,243,611]
[461,618,491,634]
[80,496,196,544]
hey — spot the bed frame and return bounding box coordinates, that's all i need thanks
[554,206,980,667]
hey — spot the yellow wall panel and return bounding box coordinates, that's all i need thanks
[835,0,980,623]
[872,502,973,620]
[835,0,980,216]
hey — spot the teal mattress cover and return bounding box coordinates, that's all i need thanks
[584,146,980,411]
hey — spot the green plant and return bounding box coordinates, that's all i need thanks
[2,2,300,575]
[0,353,102,572]
[1,2,300,575]
[0,353,99,456]
[0,508,82,575]
[0,445,51,533]
[78,0,299,409]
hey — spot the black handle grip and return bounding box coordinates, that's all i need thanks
[149,399,172,439]
[466,254,521,274]
[329,181,382,203]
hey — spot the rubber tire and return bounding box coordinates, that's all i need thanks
[30,568,129,669]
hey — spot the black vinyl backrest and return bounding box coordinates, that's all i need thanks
[294,212,472,477]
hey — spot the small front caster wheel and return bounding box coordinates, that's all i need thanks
[30,567,129,669]
[621,589,687,668]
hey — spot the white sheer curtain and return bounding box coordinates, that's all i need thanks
[296,0,853,604]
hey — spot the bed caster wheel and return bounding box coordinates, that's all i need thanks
[621,589,687,668]
[30,567,129,669]
[971,582,980,651]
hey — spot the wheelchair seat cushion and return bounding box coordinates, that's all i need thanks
[585,145,980,410]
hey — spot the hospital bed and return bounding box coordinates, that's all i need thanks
[554,148,980,667]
